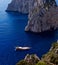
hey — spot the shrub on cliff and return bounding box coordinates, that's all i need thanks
[16,60,34,65]
[16,60,27,65]
[41,42,58,65]
[36,61,47,65]
[50,54,58,65]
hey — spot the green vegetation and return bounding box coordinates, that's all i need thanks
[50,54,58,65]
[16,60,27,65]
[30,54,39,64]
[42,42,58,65]
[16,60,34,65]
[16,42,58,65]
[36,61,47,65]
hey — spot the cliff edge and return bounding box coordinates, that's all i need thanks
[16,41,58,65]
[6,0,38,13]
[25,0,58,33]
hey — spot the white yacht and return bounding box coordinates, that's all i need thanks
[15,46,31,51]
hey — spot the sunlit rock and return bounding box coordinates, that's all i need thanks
[25,0,58,33]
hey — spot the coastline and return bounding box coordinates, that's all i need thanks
[16,41,58,65]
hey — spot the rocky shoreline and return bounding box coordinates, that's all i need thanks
[16,41,58,65]
[6,1,58,65]
[6,0,58,33]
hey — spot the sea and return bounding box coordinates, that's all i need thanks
[0,0,58,65]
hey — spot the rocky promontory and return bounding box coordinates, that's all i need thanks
[25,0,58,33]
[6,0,40,13]
[16,41,58,65]
[6,0,58,33]
[16,54,40,65]
[42,41,58,65]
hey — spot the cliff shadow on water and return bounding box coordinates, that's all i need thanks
[25,29,58,37]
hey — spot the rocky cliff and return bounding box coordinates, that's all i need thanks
[16,41,58,65]
[6,0,58,32]
[25,0,58,33]
[42,41,58,65]
[16,54,40,65]
[6,0,38,13]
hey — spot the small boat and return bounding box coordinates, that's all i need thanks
[15,46,31,51]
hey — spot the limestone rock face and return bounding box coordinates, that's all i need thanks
[25,0,58,33]
[6,0,37,13]
[25,6,58,32]
[24,54,40,64]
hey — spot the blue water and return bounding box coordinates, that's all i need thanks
[0,0,58,65]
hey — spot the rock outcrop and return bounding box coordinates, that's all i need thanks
[6,0,37,13]
[16,54,40,65]
[6,0,58,33]
[42,41,58,65]
[6,0,45,13]
[24,54,40,63]
[25,0,58,33]
[16,41,58,65]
